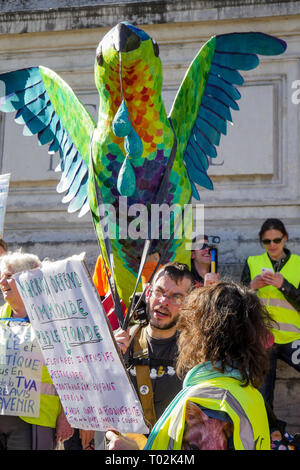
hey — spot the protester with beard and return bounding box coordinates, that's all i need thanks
[110,263,194,432]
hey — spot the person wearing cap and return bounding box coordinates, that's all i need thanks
[191,235,219,287]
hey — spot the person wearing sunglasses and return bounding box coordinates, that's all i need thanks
[240,218,300,418]
[191,235,220,287]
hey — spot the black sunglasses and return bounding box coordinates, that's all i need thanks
[262,237,284,245]
[197,243,209,250]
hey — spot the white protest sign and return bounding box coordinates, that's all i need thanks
[0,321,43,417]
[0,173,10,238]
[14,254,148,433]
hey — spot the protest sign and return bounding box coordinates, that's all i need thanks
[0,321,43,417]
[14,254,148,433]
[0,173,10,238]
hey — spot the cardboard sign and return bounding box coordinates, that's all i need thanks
[0,173,10,238]
[14,254,148,433]
[0,322,43,417]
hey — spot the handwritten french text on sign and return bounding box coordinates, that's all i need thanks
[0,322,43,417]
[14,255,148,433]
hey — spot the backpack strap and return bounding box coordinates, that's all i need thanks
[132,325,157,428]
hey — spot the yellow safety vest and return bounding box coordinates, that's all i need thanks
[0,303,61,428]
[248,253,300,344]
[145,375,270,450]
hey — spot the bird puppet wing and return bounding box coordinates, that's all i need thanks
[0,66,96,216]
[169,32,287,199]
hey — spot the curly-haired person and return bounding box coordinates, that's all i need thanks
[106,280,275,450]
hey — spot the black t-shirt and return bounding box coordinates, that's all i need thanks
[128,330,183,420]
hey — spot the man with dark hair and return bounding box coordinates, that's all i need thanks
[92,261,193,450]
[116,262,194,428]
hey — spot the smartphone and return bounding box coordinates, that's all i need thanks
[261,268,273,275]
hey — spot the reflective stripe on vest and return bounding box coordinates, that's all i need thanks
[260,299,300,335]
[40,382,58,396]
[167,385,255,450]
[260,297,298,311]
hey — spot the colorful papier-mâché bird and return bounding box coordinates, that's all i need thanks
[0,22,286,307]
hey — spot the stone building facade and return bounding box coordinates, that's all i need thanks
[0,0,299,433]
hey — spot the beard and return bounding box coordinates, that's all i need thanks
[149,317,178,330]
[146,302,178,330]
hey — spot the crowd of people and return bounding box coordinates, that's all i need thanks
[0,217,299,451]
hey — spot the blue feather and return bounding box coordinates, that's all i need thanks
[63,146,80,176]
[192,128,216,159]
[214,51,259,70]
[205,85,239,111]
[210,63,244,85]
[38,112,58,146]
[207,75,241,101]
[23,103,54,135]
[187,177,201,200]
[216,32,287,55]
[202,95,232,122]
[198,108,227,136]
[0,67,41,96]
[195,117,221,146]
[37,112,56,145]
[66,174,89,213]
[17,101,52,128]
[0,66,93,217]
[1,81,45,112]
[59,153,82,194]
[62,162,88,203]
[49,122,64,153]
[185,143,209,172]
[14,92,49,123]
[185,157,214,190]
[78,198,90,218]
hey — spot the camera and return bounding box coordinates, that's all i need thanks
[130,292,148,324]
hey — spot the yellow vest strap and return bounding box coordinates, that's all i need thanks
[133,326,157,428]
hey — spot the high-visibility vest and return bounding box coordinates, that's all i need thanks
[248,253,300,344]
[0,303,61,428]
[145,375,270,450]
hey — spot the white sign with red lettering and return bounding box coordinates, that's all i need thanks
[14,254,148,433]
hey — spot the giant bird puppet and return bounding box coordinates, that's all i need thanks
[0,22,286,321]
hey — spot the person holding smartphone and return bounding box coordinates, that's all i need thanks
[191,235,220,287]
[240,218,300,415]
